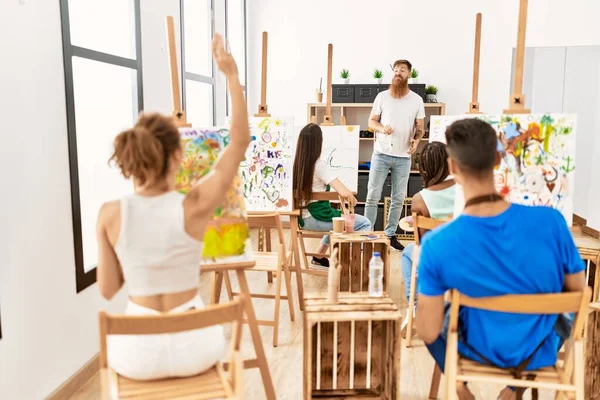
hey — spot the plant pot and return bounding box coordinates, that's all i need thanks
[426,94,437,103]
[376,78,383,84]
[343,78,350,84]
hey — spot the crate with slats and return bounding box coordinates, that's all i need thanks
[302,292,402,399]
[329,233,390,294]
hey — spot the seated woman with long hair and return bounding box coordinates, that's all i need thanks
[95,35,250,380]
[401,142,455,320]
[293,123,372,269]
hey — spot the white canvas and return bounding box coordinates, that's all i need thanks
[237,116,295,212]
[430,114,577,225]
[319,125,360,191]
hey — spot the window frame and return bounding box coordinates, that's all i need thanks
[225,0,248,115]
[59,0,144,293]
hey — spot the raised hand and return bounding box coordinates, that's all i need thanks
[212,33,238,77]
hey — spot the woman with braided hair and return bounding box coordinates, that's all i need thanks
[400,142,455,328]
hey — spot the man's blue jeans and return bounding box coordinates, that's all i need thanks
[364,152,411,237]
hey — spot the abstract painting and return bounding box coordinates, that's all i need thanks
[176,127,251,261]
[236,116,294,212]
[320,125,360,191]
[429,114,577,225]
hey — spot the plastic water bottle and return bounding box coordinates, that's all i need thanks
[368,252,384,297]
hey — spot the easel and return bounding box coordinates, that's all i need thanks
[255,31,270,117]
[467,13,483,114]
[165,16,276,399]
[311,43,346,126]
[503,0,531,114]
[166,16,191,127]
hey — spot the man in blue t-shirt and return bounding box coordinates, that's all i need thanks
[415,118,586,400]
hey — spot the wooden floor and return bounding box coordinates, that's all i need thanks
[69,230,556,400]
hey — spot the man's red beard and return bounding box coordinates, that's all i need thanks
[389,77,408,98]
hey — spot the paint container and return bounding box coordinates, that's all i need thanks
[344,214,355,233]
[332,217,345,234]
[316,91,323,102]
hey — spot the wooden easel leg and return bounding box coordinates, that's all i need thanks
[289,216,305,311]
[210,271,224,304]
[223,271,234,301]
[236,270,276,400]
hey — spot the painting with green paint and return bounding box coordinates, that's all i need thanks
[240,116,294,211]
[430,114,577,225]
[175,127,251,262]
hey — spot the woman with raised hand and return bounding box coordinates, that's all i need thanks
[95,34,251,380]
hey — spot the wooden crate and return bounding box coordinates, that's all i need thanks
[303,293,402,399]
[330,233,390,294]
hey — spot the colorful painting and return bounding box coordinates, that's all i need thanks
[176,127,251,261]
[429,114,577,225]
[232,116,294,212]
[319,125,360,191]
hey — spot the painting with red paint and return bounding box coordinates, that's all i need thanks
[430,114,577,225]
[239,116,295,212]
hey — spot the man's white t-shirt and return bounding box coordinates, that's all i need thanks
[301,159,338,219]
[371,89,425,158]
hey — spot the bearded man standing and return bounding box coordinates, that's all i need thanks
[365,59,425,250]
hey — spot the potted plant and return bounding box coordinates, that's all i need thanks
[409,68,419,84]
[425,85,438,103]
[340,69,350,84]
[373,69,383,84]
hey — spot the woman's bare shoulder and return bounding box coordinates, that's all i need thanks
[98,200,121,225]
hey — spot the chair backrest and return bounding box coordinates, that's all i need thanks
[98,298,244,368]
[246,213,287,253]
[293,190,348,214]
[412,213,446,245]
[448,287,592,341]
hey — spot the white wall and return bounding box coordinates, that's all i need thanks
[0,0,181,397]
[246,0,600,123]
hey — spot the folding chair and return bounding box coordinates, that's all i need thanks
[221,213,296,347]
[437,288,591,400]
[295,191,349,277]
[404,212,447,347]
[98,299,245,399]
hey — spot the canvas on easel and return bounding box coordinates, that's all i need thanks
[430,113,577,225]
[319,125,360,191]
[176,127,251,262]
[227,116,295,212]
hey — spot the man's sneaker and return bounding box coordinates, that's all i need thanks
[310,256,329,271]
[389,235,404,251]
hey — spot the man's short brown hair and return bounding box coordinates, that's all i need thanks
[393,59,412,71]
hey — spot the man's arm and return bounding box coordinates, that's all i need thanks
[368,113,385,132]
[413,240,448,344]
[413,118,425,141]
[416,294,445,344]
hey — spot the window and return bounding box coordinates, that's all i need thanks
[60,0,144,293]
[181,0,215,126]
[181,0,247,125]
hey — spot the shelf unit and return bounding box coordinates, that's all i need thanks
[306,101,446,231]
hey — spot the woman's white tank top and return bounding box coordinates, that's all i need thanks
[114,191,203,297]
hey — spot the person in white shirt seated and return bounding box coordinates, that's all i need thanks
[293,123,372,269]
[95,35,249,381]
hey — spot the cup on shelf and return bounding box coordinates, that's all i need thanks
[316,90,323,103]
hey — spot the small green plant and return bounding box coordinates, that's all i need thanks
[425,85,438,95]
[410,68,419,78]
[340,69,350,79]
[373,69,383,79]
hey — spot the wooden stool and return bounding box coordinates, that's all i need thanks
[439,288,591,400]
[329,232,390,293]
[98,299,245,399]
[303,292,402,399]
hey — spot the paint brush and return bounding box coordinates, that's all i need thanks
[389,64,394,71]
[319,77,322,93]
